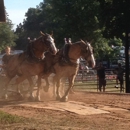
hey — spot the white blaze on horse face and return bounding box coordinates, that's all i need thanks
[47,36,57,54]
[91,54,95,68]
[88,43,95,68]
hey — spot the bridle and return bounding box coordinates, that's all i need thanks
[85,42,93,57]
[41,34,53,49]
[29,34,53,61]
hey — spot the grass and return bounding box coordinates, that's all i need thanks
[65,79,125,93]
[0,110,26,124]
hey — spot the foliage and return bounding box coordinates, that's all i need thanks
[0,23,17,53]
[0,11,18,53]
[14,0,125,59]
[97,0,130,40]
[108,37,122,46]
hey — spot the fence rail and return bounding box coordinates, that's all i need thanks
[74,69,125,93]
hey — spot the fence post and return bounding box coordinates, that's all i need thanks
[97,76,98,92]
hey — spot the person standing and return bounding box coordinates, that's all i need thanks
[97,62,106,92]
[0,46,11,68]
[115,63,124,92]
[5,46,11,55]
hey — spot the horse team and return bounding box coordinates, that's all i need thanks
[1,32,95,102]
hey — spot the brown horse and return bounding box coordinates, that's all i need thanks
[42,40,95,102]
[2,32,57,100]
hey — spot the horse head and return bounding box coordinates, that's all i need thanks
[40,31,57,55]
[80,40,95,68]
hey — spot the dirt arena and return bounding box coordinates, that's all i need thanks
[0,87,130,130]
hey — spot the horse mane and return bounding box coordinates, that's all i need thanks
[74,40,86,45]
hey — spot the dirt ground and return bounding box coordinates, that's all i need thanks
[0,88,130,130]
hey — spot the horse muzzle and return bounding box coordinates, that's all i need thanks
[50,47,57,55]
[88,60,95,68]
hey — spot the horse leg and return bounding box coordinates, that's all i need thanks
[26,77,35,101]
[52,75,57,98]
[2,77,11,99]
[15,76,34,101]
[35,75,42,101]
[52,77,56,98]
[56,79,61,100]
[53,76,61,100]
[62,78,75,94]
[60,78,66,96]
[15,83,24,100]
[69,77,75,94]
[43,77,50,92]
[60,75,75,102]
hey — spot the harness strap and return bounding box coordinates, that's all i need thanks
[63,44,72,63]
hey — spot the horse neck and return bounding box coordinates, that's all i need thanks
[68,43,81,63]
[32,40,46,58]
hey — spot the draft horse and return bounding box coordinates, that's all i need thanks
[2,32,57,100]
[42,40,95,102]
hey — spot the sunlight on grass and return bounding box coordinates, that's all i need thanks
[68,80,125,93]
[0,110,26,124]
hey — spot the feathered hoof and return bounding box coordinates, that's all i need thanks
[16,93,24,100]
[35,96,41,102]
[60,97,68,102]
[28,96,35,102]
[56,96,61,101]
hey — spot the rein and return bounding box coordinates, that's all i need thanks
[61,41,92,66]
[31,42,44,62]
[61,44,77,66]
[28,37,46,62]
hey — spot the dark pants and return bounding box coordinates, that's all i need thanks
[99,78,106,92]
[117,76,123,85]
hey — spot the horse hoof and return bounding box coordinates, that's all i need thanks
[28,96,35,102]
[17,93,23,100]
[35,96,41,102]
[16,95,23,100]
[60,97,68,102]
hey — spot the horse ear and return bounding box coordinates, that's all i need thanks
[27,37,30,40]
[50,31,53,36]
[40,31,45,36]
[80,39,83,42]
[80,39,86,44]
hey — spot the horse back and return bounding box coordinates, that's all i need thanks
[2,53,26,71]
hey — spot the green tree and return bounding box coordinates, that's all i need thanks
[14,0,124,59]
[0,10,17,53]
[98,0,130,40]
[0,23,17,53]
